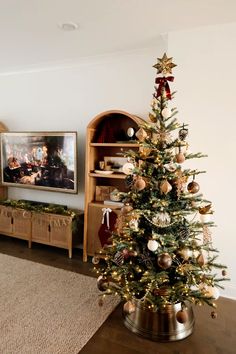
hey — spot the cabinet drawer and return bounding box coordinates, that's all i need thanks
[12,209,31,239]
[0,206,13,234]
[32,213,50,242]
[49,215,72,247]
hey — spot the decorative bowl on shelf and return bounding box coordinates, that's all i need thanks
[94,170,114,175]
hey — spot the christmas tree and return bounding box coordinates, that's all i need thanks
[95,53,228,321]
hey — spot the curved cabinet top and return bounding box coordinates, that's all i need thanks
[87,110,144,129]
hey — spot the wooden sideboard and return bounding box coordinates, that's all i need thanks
[0,205,83,258]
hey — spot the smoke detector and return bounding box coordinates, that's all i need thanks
[58,22,79,31]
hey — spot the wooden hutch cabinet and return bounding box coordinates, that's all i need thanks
[83,110,144,261]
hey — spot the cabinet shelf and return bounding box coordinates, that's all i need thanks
[89,201,123,209]
[89,172,126,179]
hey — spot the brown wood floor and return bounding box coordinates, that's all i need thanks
[0,236,235,354]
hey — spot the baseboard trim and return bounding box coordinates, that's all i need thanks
[221,284,236,300]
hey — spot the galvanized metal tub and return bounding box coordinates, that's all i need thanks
[123,301,194,342]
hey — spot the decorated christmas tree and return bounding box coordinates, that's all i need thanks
[95,54,228,326]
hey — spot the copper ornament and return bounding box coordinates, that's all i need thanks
[197,253,207,266]
[199,204,212,214]
[123,301,136,314]
[134,177,146,191]
[187,181,200,194]
[157,253,172,269]
[160,180,172,194]
[157,286,170,297]
[176,309,189,323]
[175,152,185,164]
[222,269,227,276]
[211,311,217,319]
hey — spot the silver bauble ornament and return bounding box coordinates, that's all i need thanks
[147,239,159,252]
[162,107,172,119]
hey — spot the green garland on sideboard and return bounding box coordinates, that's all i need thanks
[0,199,79,232]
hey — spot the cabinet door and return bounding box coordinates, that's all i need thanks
[12,209,31,239]
[0,206,13,234]
[32,213,50,242]
[49,215,72,247]
[87,204,120,256]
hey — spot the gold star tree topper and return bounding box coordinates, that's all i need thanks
[153,53,177,75]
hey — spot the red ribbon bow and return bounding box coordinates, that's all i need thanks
[155,76,174,99]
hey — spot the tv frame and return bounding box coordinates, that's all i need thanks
[0,131,78,194]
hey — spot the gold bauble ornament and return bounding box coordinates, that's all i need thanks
[139,147,152,158]
[160,179,172,194]
[123,301,136,314]
[134,177,146,191]
[149,112,157,122]
[135,127,148,142]
[176,309,189,323]
[178,247,192,261]
[121,204,133,214]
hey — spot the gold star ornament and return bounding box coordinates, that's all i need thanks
[153,53,177,75]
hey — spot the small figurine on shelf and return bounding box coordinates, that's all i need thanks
[126,127,135,141]
[98,161,105,170]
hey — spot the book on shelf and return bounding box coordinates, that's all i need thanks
[103,200,124,207]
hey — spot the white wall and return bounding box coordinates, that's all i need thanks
[168,22,236,299]
[0,43,166,210]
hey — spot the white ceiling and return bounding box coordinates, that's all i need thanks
[0,0,236,73]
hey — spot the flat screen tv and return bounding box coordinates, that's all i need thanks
[0,132,77,193]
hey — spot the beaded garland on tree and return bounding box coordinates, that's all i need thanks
[95,53,228,320]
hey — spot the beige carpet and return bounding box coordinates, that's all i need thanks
[0,253,119,354]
